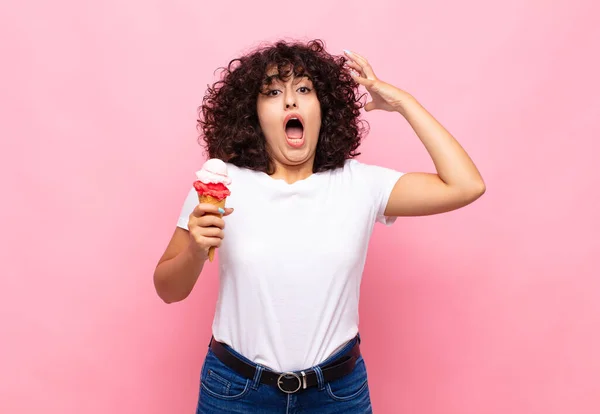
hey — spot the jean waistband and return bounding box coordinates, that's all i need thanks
[215,333,361,373]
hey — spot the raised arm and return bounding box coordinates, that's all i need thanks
[344,49,485,217]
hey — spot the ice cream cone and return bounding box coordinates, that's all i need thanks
[194,158,232,263]
[198,193,227,262]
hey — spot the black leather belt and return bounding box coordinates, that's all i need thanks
[209,337,361,394]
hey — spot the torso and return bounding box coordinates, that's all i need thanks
[178,159,403,372]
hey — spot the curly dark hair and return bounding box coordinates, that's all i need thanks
[197,39,368,174]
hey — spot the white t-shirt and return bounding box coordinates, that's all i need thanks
[177,158,404,372]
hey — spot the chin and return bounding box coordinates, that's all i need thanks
[283,154,312,166]
[284,145,316,161]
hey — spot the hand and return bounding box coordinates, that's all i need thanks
[344,50,413,113]
[187,203,234,261]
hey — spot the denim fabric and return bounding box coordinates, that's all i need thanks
[195,335,372,413]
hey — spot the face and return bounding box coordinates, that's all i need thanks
[256,66,322,173]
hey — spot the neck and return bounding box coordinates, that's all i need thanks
[270,160,314,184]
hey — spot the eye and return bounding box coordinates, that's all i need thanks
[298,86,312,93]
[267,89,281,97]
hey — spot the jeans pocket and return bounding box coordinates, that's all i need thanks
[325,356,370,402]
[200,349,251,400]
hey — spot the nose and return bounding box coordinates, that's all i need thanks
[285,93,297,109]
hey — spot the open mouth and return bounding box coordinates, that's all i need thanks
[284,115,305,148]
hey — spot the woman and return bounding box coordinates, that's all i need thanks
[154,39,485,413]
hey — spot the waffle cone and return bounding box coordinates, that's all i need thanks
[198,194,227,262]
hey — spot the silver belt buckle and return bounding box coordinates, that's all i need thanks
[277,372,302,394]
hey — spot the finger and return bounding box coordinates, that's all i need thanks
[191,203,225,218]
[197,214,226,229]
[197,226,225,239]
[208,238,223,248]
[364,101,376,112]
[197,236,222,249]
[355,60,376,80]
[344,50,376,79]
[351,51,368,63]
[344,50,368,67]
[223,207,234,216]
[349,68,363,79]
[344,61,365,76]
[350,70,370,85]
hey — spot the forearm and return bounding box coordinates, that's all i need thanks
[153,246,206,303]
[397,96,485,191]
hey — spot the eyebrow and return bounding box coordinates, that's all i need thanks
[263,74,312,85]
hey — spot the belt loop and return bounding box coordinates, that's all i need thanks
[251,365,263,390]
[313,365,325,391]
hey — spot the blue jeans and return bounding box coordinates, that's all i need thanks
[195,334,373,413]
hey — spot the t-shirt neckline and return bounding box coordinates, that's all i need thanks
[253,169,325,189]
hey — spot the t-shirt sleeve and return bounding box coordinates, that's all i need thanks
[176,187,199,230]
[349,159,405,226]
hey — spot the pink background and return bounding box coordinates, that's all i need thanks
[2,0,599,413]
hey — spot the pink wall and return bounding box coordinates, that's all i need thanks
[2,0,599,413]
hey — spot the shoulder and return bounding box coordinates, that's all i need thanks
[224,163,264,194]
[345,157,403,175]
[320,159,382,192]
[224,163,254,181]
[225,163,258,177]
[338,158,405,195]
[327,158,365,176]
[317,158,381,182]
[339,158,383,171]
[337,158,399,178]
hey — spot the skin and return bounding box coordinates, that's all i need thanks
[257,66,322,184]
[342,49,486,216]
[153,49,486,303]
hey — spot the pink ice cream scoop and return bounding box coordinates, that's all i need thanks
[194,158,232,201]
